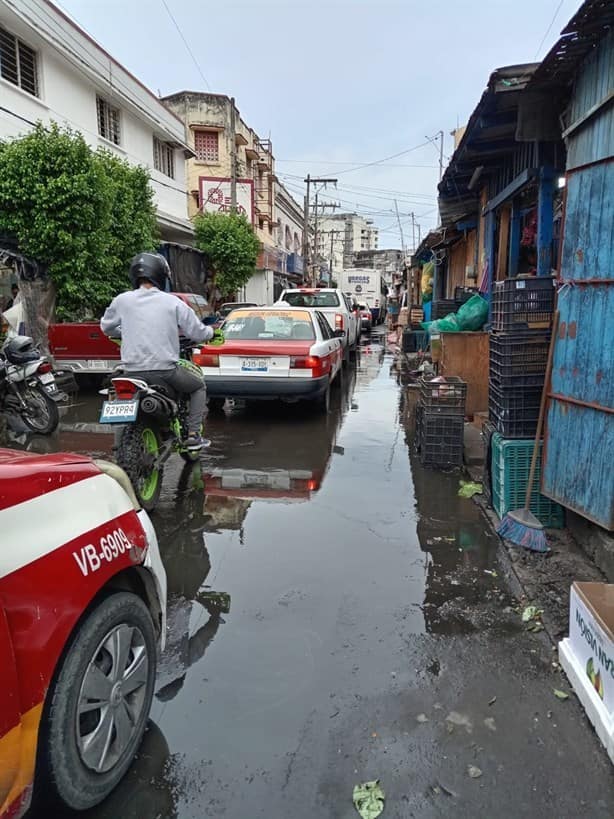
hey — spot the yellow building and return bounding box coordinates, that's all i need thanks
[160,91,275,250]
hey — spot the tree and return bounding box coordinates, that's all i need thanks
[0,123,158,320]
[193,211,260,302]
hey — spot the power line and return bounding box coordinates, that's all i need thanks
[160,0,212,91]
[322,139,432,176]
[534,0,566,59]
[276,159,439,169]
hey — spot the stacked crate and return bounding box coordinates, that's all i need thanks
[416,376,467,468]
[487,277,564,526]
[489,278,554,437]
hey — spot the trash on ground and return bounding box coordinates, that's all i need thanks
[353,780,385,819]
[484,569,498,577]
[467,765,483,779]
[445,711,473,733]
[483,717,496,732]
[488,696,497,706]
[458,480,483,498]
[521,605,543,623]
[553,689,569,700]
[416,713,429,723]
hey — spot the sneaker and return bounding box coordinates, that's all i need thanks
[184,434,211,451]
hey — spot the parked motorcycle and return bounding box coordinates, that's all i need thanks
[99,327,222,510]
[0,336,60,434]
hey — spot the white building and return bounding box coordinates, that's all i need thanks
[0,0,194,243]
[275,180,304,278]
[314,212,379,277]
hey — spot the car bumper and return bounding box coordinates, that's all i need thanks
[55,359,118,374]
[205,374,329,400]
[137,510,168,649]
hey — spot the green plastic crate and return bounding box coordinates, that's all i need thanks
[491,433,565,528]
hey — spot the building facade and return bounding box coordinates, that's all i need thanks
[0,0,194,243]
[315,213,379,277]
[160,92,276,251]
[275,180,304,279]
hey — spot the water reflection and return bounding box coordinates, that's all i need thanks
[154,462,231,702]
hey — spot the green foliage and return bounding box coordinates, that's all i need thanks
[193,211,260,298]
[0,122,158,320]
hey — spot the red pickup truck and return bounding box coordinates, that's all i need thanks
[48,293,210,376]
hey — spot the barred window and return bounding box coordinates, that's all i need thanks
[0,26,39,97]
[96,95,121,145]
[194,130,219,162]
[153,136,175,179]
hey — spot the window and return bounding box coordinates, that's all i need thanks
[223,310,315,341]
[153,136,175,178]
[283,291,340,308]
[0,26,38,96]
[316,311,333,340]
[96,95,121,145]
[194,130,219,162]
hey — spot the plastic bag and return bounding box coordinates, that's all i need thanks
[421,312,461,334]
[455,294,488,330]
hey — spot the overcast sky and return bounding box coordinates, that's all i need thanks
[59,0,579,249]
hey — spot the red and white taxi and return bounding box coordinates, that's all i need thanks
[0,449,166,817]
[194,306,344,412]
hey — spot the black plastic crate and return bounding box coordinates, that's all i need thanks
[481,420,497,505]
[454,286,478,305]
[419,376,467,416]
[489,332,550,387]
[402,327,428,353]
[432,299,457,320]
[491,277,555,332]
[489,381,543,438]
[418,414,464,467]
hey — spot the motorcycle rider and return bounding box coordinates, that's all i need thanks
[101,252,215,450]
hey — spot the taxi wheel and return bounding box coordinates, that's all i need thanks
[40,592,156,811]
[313,383,331,414]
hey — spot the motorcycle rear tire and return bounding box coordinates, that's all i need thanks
[116,422,163,511]
[20,383,59,435]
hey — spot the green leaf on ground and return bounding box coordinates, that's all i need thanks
[353,780,385,819]
[553,689,569,700]
[522,605,543,623]
[458,481,483,498]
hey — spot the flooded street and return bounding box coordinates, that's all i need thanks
[25,331,614,818]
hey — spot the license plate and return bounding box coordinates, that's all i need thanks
[89,360,110,369]
[244,473,270,487]
[241,358,268,372]
[99,399,139,423]
[39,372,55,384]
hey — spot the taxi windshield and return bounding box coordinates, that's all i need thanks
[223,311,315,341]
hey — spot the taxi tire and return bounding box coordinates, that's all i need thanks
[40,592,156,811]
[313,382,331,414]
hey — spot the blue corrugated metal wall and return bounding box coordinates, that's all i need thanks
[542,32,614,530]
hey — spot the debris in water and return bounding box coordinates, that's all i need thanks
[553,689,569,701]
[484,569,498,577]
[445,711,473,734]
[483,717,496,732]
[467,765,483,779]
[353,780,385,819]
[416,713,429,723]
[488,696,497,706]
[458,480,483,498]
[521,605,543,623]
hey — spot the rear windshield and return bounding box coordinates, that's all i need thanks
[223,310,315,341]
[220,303,255,318]
[282,292,340,308]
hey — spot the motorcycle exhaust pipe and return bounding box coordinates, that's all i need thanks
[141,395,163,415]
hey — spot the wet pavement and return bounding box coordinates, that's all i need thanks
[23,329,614,818]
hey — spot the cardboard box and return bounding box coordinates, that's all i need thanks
[559,582,614,763]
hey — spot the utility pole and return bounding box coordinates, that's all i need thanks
[438,129,444,182]
[394,199,406,258]
[302,174,311,280]
[230,97,237,211]
[304,176,337,284]
[410,212,417,254]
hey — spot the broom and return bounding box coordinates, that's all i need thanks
[496,310,559,553]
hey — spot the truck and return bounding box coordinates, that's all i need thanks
[337,268,388,324]
[48,292,210,379]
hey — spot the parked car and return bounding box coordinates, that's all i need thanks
[193,305,343,412]
[277,288,360,365]
[48,292,211,377]
[356,303,373,333]
[0,449,167,817]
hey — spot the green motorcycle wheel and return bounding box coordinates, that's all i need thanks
[117,423,163,510]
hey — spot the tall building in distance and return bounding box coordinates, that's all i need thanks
[314,212,379,278]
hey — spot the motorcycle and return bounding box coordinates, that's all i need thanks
[0,336,60,434]
[99,325,222,511]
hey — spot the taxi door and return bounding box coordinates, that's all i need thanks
[0,604,24,817]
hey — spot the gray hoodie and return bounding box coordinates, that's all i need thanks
[101,287,213,371]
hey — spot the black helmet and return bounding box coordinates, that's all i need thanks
[4,335,39,365]
[129,252,171,291]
